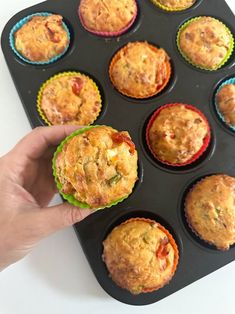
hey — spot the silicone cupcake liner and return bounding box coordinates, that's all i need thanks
[9,12,70,65]
[151,0,196,12]
[53,125,136,210]
[78,0,138,37]
[146,103,211,167]
[37,71,102,126]
[109,42,171,99]
[103,217,179,294]
[214,77,235,131]
[177,16,234,71]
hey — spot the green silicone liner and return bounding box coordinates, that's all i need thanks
[151,0,196,12]
[177,16,234,71]
[52,125,132,210]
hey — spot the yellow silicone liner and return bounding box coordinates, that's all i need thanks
[151,0,196,12]
[177,16,234,71]
[37,71,102,126]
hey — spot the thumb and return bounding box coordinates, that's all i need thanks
[36,202,94,237]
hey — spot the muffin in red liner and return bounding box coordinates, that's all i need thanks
[103,217,179,295]
[146,103,211,167]
[78,0,138,37]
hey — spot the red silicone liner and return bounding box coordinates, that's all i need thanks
[78,0,138,37]
[146,103,211,167]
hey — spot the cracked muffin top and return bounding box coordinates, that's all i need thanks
[103,218,179,294]
[185,175,235,250]
[55,126,138,209]
[216,84,235,127]
[39,73,101,125]
[79,0,137,35]
[14,14,69,62]
[178,17,233,70]
[148,105,209,165]
[156,0,196,10]
[109,42,171,98]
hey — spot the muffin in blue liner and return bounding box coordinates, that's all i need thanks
[215,77,235,131]
[9,12,70,65]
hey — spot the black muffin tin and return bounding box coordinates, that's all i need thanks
[1,0,235,306]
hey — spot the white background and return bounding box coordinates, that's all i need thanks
[0,1,235,313]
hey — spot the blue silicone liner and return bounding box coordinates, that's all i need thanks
[9,12,70,65]
[215,77,235,132]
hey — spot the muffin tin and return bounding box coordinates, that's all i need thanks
[1,0,235,306]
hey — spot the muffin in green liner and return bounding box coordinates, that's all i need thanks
[151,0,196,12]
[177,16,234,71]
[53,125,138,209]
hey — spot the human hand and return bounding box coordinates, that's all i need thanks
[0,126,93,271]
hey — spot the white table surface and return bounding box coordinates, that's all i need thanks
[0,1,235,313]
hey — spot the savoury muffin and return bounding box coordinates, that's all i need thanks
[13,14,69,63]
[37,72,102,126]
[54,125,138,209]
[109,41,171,99]
[153,0,196,11]
[78,0,137,36]
[147,104,210,166]
[185,174,235,250]
[103,218,179,295]
[216,83,235,128]
[177,16,233,70]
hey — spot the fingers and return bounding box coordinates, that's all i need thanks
[12,125,82,160]
[36,202,94,237]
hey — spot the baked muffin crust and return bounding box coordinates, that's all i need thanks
[109,42,170,98]
[216,84,235,127]
[14,14,69,62]
[185,175,235,250]
[103,219,178,294]
[40,73,101,125]
[157,0,196,10]
[55,126,138,208]
[179,17,232,69]
[148,105,209,164]
[79,0,137,34]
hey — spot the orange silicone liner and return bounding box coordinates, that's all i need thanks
[109,42,171,99]
[119,217,179,293]
[78,0,138,37]
[146,103,211,167]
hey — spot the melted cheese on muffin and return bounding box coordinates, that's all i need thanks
[157,0,196,10]
[14,15,69,62]
[185,175,235,250]
[79,0,137,33]
[55,126,138,208]
[40,74,101,125]
[216,84,235,126]
[148,105,208,164]
[179,17,232,69]
[103,220,177,294]
[110,42,170,98]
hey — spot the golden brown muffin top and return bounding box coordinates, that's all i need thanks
[216,84,235,126]
[157,0,196,10]
[110,42,170,98]
[40,74,101,125]
[79,0,137,33]
[179,17,232,69]
[103,219,177,294]
[56,126,138,208]
[185,175,235,250]
[14,15,69,62]
[148,105,208,164]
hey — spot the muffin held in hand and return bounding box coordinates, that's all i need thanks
[13,14,69,63]
[78,0,137,36]
[109,41,171,99]
[147,104,210,166]
[216,83,235,128]
[185,174,235,250]
[53,126,138,209]
[37,72,102,126]
[178,16,233,70]
[153,0,196,11]
[103,218,179,294]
